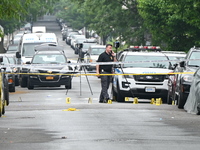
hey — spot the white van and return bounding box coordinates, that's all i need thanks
[32,26,46,33]
[16,33,58,87]
[17,33,58,63]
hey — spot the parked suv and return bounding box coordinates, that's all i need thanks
[78,39,97,61]
[112,46,173,102]
[170,46,200,108]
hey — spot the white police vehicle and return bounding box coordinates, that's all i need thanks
[112,46,173,103]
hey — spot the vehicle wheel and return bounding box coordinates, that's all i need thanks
[15,77,19,86]
[111,86,117,101]
[0,102,5,117]
[65,81,72,89]
[0,87,5,116]
[9,84,15,92]
[178,91,187,109]
[27,79,34,90]
[4,82,9,106]
[0,101,2,117]
[20,76,27,87]
[116,81,125,102]
[167,91,172,104]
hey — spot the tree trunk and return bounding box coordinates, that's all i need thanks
[0,37,6,53]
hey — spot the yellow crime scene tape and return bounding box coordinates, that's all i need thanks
[3,72,195,76]
[0,58,198,76]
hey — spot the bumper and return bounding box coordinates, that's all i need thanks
[119,88,168,99]
[181,83,191,94]
[28,75,71,87]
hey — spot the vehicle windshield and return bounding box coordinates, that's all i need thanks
[1,56,9,65]
[167,56,185,65]
[123,55,170,69]
[8,45,18,51]
[32,54,66,64]
[22,42,56,57]
[7,57,15,64]
[90,48,105,55]
[167,56,185,60]
[188,52,200,66]
[83,43,96,49]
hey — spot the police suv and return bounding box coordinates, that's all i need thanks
[112,46,173,103]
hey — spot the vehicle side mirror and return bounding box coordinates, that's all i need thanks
[26,61,31,64]
[16,52,21,58]
[67,61,71,63]
[179,61,185,67]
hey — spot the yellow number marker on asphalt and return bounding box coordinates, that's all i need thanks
[133,97,138,104]
[108,100,112,104]
[125,97,129,101]
[66,97,71,104]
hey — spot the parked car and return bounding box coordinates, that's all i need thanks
[112,46,173,102]
[74,38,88,55]
[26,50,73,90]
[4,53,19,86]
[78,39,97,61]
[84,45,106,71]
[66,31,80,45]
[70,35,86,49]
[168,46,200,108]
[6,44,19,53]
[0,54,16,93]
[0,56,9,114]
[165,52,186,105]
[62,28,73,41]
[184,67,200,115]
[162,51,186,65]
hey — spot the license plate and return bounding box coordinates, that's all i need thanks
[145,87,156,92]
[46,76,54,80]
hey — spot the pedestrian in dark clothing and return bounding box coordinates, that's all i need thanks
[96,44,116,103]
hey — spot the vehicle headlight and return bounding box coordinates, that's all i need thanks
[123,74,134,79]
[182,75,193,82]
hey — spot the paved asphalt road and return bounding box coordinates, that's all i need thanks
[0,15,200,150]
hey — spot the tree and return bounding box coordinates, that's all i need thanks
[138,0,200,51]
[55,0,146,46]
[0,0,60,53]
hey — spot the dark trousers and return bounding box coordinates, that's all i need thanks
[99,72,112,102]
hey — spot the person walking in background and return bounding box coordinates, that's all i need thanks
[96,44,117,103]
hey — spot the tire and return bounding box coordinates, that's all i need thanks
[27,79,34,90]
[4,81,9,106]
[65,81,72,89]
[0,103,5,117]
[111,86,117,101]
[0,86,5,116]
[0,101,2,117]
[15,77,19,86]
[20,76,27,87]
[116,81,125,102]
[178,91,187,109]
[9,84,15,92]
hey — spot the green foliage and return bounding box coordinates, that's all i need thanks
[54,0,145,45]
[138,0,200,51]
